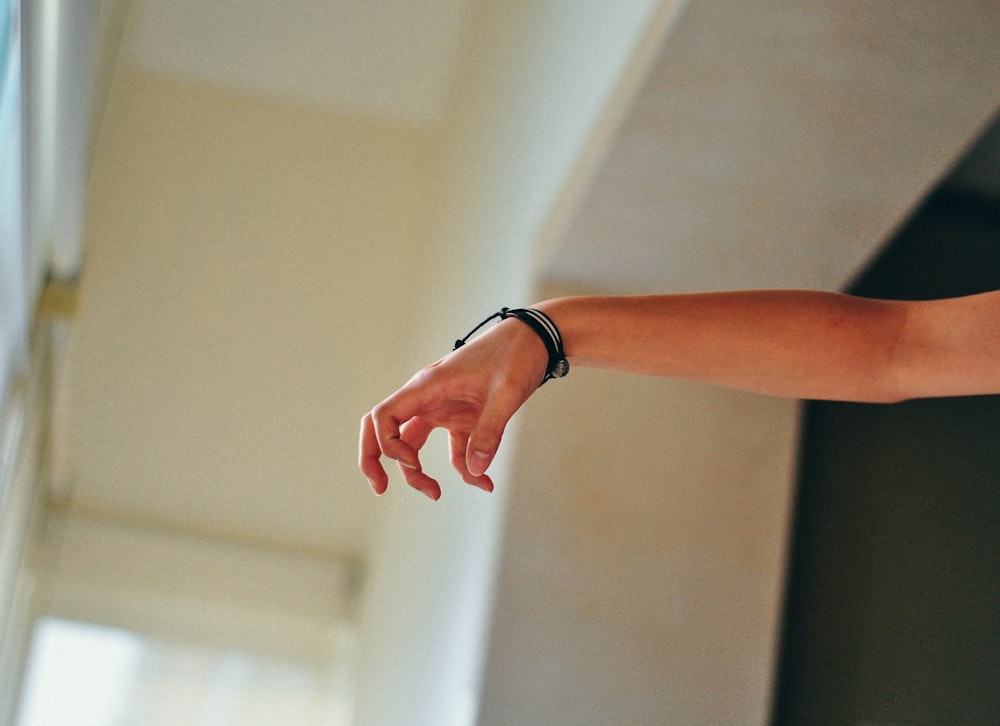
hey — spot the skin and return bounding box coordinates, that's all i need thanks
[359,289,1000,500]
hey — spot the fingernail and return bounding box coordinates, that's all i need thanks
[470,450,490,476]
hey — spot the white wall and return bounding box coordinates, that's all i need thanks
[474,2,1000,722]
[1,2,130,719]
[19,0,690,720]
[28,1,997,723]
[350,2,683,724]
[56,68,447,724]
[480,364,799,724]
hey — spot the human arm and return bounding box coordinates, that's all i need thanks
[535,289,1000,402]
[359,289,1000,498]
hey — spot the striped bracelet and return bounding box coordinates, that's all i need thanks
[454,307,569,385]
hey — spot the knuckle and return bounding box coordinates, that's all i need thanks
[370,402,393,428]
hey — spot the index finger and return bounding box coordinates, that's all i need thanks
[359,412,389,494]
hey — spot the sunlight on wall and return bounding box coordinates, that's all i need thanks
[17,618,142,725]
[17,617,353,726]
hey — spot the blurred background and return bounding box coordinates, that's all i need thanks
[1,1,998,724]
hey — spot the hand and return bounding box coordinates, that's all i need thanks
[359,319,549,499]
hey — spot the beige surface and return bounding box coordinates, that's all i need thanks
[41,0,1000,723]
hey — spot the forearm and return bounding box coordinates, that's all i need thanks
[534,290,912,402]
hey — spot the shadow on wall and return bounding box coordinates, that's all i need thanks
[773,176,1000,724]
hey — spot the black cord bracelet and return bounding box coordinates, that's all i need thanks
[454,307,569,385]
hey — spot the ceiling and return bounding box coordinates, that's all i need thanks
[540,0,1000,295]
[123,0,1000,298]
[128,0,478,126]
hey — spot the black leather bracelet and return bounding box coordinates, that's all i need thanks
[454,307,569,385]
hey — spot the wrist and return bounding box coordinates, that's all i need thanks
[500,307,568,383]
[454,305,567,387]
[532,295,631,370]
[497,316,550,381]
[533,297,583,359]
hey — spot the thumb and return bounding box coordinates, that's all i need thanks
[466,394,517,477]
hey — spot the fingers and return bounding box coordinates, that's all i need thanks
[394,420,491,498]
[359,406,496,499]
[398,418,442,500]
[449,430,494,493]
[358,334,534,498]
[359,412,391,495]
[395,463,442,501]
[370,402,422,471]
[465,383,521,477]
[360,407,435,498]
[360,403,425,490]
